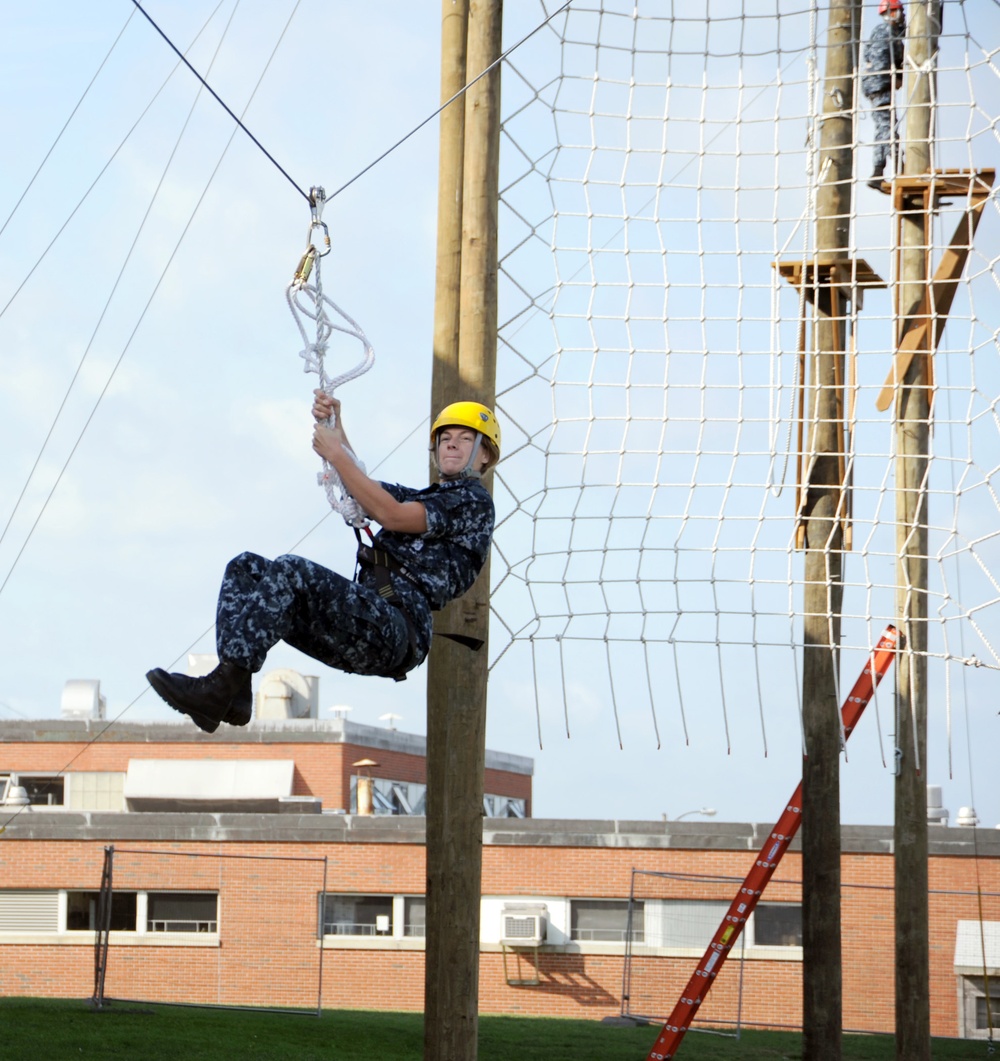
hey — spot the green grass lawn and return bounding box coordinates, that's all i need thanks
[0,999,982,1061]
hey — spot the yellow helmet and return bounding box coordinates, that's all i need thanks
[430,401,501,456]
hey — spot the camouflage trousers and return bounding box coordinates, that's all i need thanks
[215,552,411,677]
[869,93,897,175]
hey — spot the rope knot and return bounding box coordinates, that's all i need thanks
[286,240,375,528]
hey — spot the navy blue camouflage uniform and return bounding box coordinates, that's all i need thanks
[862,12,906,178]
[215,477,494,680]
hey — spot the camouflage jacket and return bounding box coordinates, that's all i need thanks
[357,476,495,652]
[862,17,906,100]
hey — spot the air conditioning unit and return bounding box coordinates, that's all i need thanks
[500,903,547,946]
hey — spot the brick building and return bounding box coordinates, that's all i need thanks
[0,696,997,1042]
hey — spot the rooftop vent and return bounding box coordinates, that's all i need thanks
[927,784,949,826]
[256,668,319,720]
[60,680,106,721]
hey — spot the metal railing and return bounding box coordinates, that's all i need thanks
[147,919,217,933]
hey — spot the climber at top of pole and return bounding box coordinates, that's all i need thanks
[862,0,907,190]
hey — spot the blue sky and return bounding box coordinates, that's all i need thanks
[1,1,998,831]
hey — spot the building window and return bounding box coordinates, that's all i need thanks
[0,890,60,932]
[404,897,426,938]
[976,991,999,1031]
[19,775,64,806]
[0,772,125,811]
[350,777,426,816]
[147,893,217,933]
[753,903,802,947]
[962,976,1000,1039]
[570,899,644,943]
[483,795,526,818]
[648,900,729,949]
[67,891,137,931]
[321,894,393,937]
[348,779,526,818]
[67,772,125,812]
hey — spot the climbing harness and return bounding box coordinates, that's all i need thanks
[286,186,375,528]
[354,540,422,681]
[354,539,484,680]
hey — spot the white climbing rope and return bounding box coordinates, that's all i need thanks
[285,187,375,528]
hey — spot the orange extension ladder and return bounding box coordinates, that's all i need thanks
[646,625,900,1061]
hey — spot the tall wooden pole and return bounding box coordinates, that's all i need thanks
[424,3,501,1061]
[799,3,859,1059]
[425,3,469,1055]
[429,0,469,428]
[893,4,939,1060]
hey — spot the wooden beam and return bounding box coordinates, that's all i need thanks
[775,256,886,301]
[875,170,994,411]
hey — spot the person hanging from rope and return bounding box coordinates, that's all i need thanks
[146,394,500,732]
[862,0,906,190]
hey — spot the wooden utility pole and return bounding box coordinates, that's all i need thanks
[893,4,940,1060]
[424,3,502,1061]
[429,0,469,425]
[799,3,859,1059]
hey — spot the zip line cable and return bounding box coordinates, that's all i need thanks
[0,0,232,560]
[1,0,422,825]
[0,2,306,829]
[0,3,576,821]
[131,0,574,205]
[0,1,302,599]
[0,11,136,245]
[0,0,228,327]
[2,3,574,572]
[129,0,311,203]
[325,0,575,202]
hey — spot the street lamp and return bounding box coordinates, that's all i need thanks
[671,808,717,821]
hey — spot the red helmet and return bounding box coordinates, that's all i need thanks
[879,0,903,13]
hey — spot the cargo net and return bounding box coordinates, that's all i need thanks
[491,2,1000,755]
[91,847,327,1014]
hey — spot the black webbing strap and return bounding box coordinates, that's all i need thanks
[354,539,419,680]
[355,541,484,653]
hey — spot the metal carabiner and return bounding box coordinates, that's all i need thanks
[308,185,331,258]
[293,245,317,286]
[291,186,331,284]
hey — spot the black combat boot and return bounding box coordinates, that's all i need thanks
[146,661,252,733]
